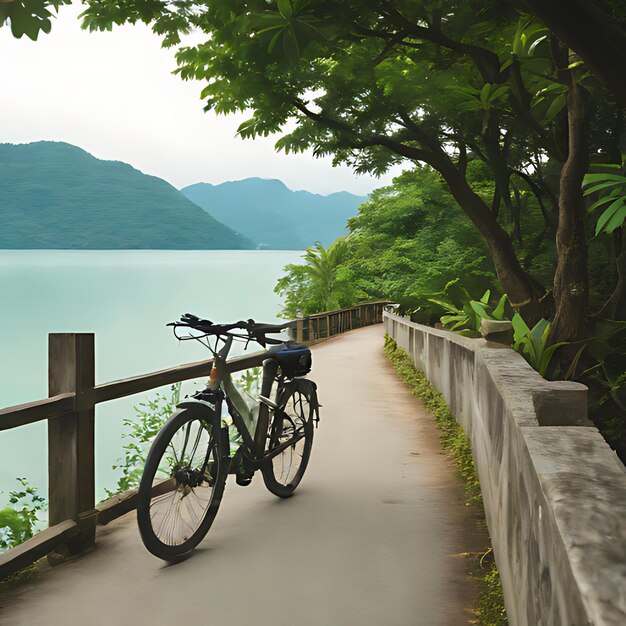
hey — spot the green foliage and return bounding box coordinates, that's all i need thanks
[571,320,626,457]
[428,286,489,334]
[401,275,508,334]
[511,314,567,377]
[472,552,508,626]
[275,239,359,317]
[77,0,599,181]
[582,164,626,236]
[236,366,262,397]
[273,166,506,324]
[246,0,333,59]
[429,284,508,335]
[0,478,46,552]
[0,0,70,40]
[106,383,181,497]
[78,0,623,336]
[472,294,509,323]
[344,167,497,308]
[384,336,507,625]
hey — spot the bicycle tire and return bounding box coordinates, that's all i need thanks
[261,380,315,498]
[136,406,229,560]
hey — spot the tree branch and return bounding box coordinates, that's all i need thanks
[376,3,502,82]
[510,167,557,234]
[292,100,435,164]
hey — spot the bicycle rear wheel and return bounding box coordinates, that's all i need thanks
[262,381,314,498]
[136,407,229,560]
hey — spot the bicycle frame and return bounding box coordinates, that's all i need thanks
[196,335,289,464]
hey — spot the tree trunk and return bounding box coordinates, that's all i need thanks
[431,152,549,324]
[550,78,590,342]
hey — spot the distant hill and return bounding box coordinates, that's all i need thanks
[0,142,254,249]
[181,178,366,249]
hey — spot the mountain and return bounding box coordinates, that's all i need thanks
[0,142,254,249]
[181,178,367,249]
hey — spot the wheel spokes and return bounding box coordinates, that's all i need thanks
[270,392,310,486]
[148,418,219,546]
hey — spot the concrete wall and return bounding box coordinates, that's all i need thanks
[385,311,626,626]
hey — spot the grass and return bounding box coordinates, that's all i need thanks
[0,564,38,591]
[384,335,507,626]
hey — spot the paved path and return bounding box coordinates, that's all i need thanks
[1,325,487,626]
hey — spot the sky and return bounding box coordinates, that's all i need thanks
[0,5,405,195]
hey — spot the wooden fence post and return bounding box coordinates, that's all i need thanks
[48,333,97,555]
[296,315,304,344]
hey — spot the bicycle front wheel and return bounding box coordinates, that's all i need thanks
[136,407,229,560]
[262,381,314,498]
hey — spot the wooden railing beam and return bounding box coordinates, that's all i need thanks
[95,358,214,404]
[0,520,78,580]
[0,393,75,432]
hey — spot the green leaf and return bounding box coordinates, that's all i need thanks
[587,193,620,212]
[511,312,530,340]
[428,298,462,314]
[539,342,569,376]
[451,85,481,97]
[583,181,625,195]
[544,92,567,121]
[480,83,491,109]
[282,26,300,58]
[236,118,258,137]
[595,198,626,235]
[500,58,513,72]
[527,34,547,54]
[277,0,292,19]
[530,319,549,350]
[593,164,623,170]
[582,172,626,185]
[470,300,492,320]
[535,82,568,96]
[490,85,508,103]
[441,314,466,328]
[603,203,626,234]
[492,294,508,320]
[268,28,283,53]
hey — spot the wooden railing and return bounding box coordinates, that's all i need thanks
[0,301,387,579]
[295,301,388,344]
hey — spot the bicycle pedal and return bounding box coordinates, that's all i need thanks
[236,474,253,487]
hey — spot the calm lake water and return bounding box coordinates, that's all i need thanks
[0,250,302,504]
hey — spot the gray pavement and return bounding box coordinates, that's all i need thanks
[0,324,487,626]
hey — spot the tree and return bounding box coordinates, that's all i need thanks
[275,239,357,316]
[81,0,624,342]
[343,166,499,305]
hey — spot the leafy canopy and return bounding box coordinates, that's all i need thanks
[0,0,71,40]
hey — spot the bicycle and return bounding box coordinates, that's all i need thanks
[135,313,320,561]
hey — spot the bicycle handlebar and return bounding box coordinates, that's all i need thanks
[167,313,291,346]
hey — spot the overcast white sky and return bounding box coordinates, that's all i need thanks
[0,5,405,195]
